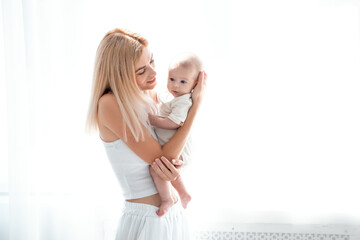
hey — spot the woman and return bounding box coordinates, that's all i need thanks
[86,28,206,239]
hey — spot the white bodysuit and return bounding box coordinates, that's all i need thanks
[154,92,192,165]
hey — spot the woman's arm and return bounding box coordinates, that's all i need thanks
[98,71,206,166]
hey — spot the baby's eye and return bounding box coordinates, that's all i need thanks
[170,78,175,81]
[180,80,187,84]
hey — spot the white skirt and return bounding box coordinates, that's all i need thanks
[116,200,189,240]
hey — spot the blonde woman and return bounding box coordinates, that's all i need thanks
[86,28,206,239]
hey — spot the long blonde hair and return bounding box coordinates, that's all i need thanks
[86,28,156,142]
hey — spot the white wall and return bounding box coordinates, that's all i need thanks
[1,0,360,239]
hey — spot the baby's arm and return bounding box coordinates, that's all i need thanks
[148,113,181,130]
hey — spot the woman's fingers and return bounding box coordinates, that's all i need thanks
[160,156,177,172]
[152,157,182,181]
[151,159,170,181]
[153,158,173,181]
[192,71,207,103]
[197,71,207,87]
[160,157,180,181]
[203,71,207,86]
[156,158,174,180]
[172,159,184,167]
[152,157,180,181]
[194,72,204,90]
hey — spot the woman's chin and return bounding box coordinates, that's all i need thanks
[146,79,157,90]
[148,82,157,90]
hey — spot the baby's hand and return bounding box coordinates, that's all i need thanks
[148,113,158,126]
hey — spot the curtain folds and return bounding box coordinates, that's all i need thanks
[2,0,31,239]
[1,1,120,239]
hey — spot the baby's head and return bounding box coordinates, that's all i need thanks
[167,52,203,97]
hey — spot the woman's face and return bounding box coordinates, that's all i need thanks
[135,47,157,91]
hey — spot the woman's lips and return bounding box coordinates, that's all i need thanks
[147,77,156,84]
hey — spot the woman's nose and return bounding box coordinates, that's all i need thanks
[149,64,156,76]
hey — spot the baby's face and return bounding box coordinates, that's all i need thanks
[167,66,197,97]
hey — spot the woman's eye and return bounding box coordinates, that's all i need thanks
[181,80,187,84]
[150,59,155,65]
[137,69,146,75]
[170,78,175,81]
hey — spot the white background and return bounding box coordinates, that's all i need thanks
[1,0,360,238]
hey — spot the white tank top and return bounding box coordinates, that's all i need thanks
[101,134,158,200]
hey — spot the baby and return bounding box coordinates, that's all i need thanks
[149,52,203,216]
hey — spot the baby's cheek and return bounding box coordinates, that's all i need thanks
[187,85,194,92]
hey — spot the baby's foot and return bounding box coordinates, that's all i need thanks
[156,199,174,217]
[179,192,192,209]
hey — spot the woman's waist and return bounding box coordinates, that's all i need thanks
[123,196,183,218]
[126,192,178,207]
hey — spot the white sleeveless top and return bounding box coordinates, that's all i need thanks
[101,134,158,200]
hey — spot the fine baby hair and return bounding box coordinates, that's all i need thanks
[169,52,204,75]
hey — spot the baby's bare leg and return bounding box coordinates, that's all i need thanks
[171,175,191,209]
[150,166,174,216]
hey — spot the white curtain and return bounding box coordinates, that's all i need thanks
[1,0,125,239]
[1,0,360,239]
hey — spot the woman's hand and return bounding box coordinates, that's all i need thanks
[151,156,184,181]
[192,71,207,106]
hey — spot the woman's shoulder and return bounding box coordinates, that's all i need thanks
[98,93,122,141]
[98,93,116,109]
[98,93,120,120]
